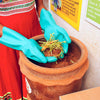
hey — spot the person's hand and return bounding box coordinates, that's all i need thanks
[21,38,57,63]
[40,8,71,58]
[44,25,71,58]
[0,26,57,63]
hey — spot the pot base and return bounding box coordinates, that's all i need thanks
[26,78,82,100]
[27,94,59,100]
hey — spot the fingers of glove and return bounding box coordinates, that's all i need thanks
[44,27,58,41]
[29,39,42,50]
[62,43,68,54]
[57,34,64,42]
[60,51,64,59]
[24,46,47,63]
[58,27,71,44]
[28,56,43,63]
[46,56,57,63]
[29,53,47,63]
[56,35,68,54]
[32,51,47,63]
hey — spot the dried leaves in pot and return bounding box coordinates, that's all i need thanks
[39,33,66,58]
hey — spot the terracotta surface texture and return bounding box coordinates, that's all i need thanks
[19,34,89,100]
[36,38,81,68]
[60,87,100,100]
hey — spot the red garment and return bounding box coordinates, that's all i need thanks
[0,1,42,99]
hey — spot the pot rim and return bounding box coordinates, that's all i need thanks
[19,34,88,74]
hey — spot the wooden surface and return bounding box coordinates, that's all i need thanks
[60,87,100,100]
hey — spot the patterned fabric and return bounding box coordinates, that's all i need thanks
[0,0,18,3]
[0,0,35,16]
[0,92,27,100]
[0,0,42,99]
[0,92,12,100]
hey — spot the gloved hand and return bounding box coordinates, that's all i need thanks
[0,27,57,63]
[40,8,71,58]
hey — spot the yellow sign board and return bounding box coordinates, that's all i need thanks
[51,0,82,31]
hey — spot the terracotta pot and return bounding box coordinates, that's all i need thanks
[19,34,89,100]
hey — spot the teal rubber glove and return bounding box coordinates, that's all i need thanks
[40,8,71,58]
[0,27,57,63]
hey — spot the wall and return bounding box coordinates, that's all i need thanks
[43,0,100,89]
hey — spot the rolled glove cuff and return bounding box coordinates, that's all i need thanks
[40,8,56,30]
[0,26,27,50]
